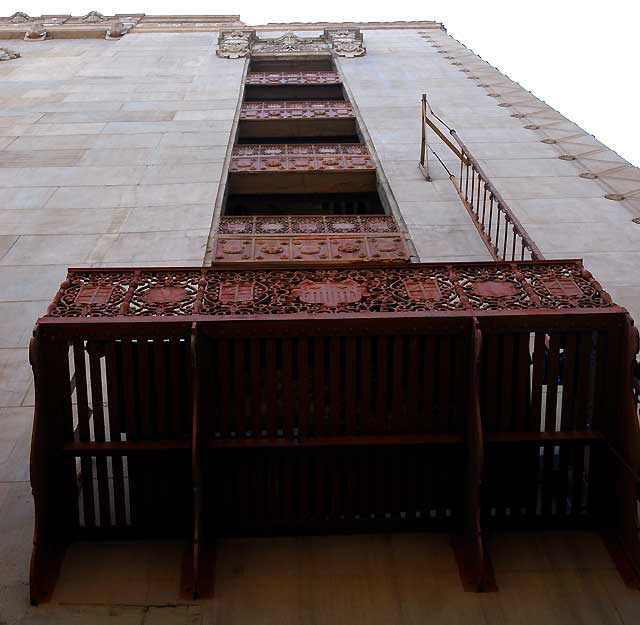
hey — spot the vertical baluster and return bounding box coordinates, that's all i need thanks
[481,185,488,227]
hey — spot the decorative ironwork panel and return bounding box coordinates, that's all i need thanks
[229,144,375,173]
[240,101,354,120]
[46,261,614,318]
[212,234,409,263]
[245,71,341,85]
[218,215,398,236]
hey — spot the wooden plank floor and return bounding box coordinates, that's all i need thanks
[10,531,637,625]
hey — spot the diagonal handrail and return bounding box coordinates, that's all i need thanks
[419,94,544,261]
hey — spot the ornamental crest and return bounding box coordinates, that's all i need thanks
[217,28,366,58]
[292,279,369,306]
[217,30,256,58]
[325,29,366,58]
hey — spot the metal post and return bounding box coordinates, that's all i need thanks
[418,94,431,181]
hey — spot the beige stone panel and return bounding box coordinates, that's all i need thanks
[41,183,219,210]
[0,233,116,266]
[158,132,232,147]
[0,482,33,585]
[20,123,108,136]
[39,111,176,124]
[0,207,129,236]
[140,163,224,185]
[53,542,185,606]
[510,198,636,224]
[79,145,228,166]
[480,158,583,178]
[0,188,55,210]
[0,301,49,348]
[389,180,461,203]
[0,265,68,301]
[409,225,492,260]
[120,205,215,233]
[100,230,209,264]
[0,137,15,150]
[527,223,640,254]
[0,235,18,261]
[173,109,237,122]
[397,201,474,226]
[0,348,31,408]
[7,135,101,151]
[103,121,233,134]
[0,166,145,188]
[0,406,32,482]
[0,149,86,168]
[123,99,239,112]
[491,177,605,200]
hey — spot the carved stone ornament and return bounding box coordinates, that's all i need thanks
[9,11,31,23]
[325,29,366,58]
[83,11,107,22]
[216,30,256,58]
[24,23,47,41]
[0,47,20,61]
[105,21,128,39]
[217,29,366,59]
[252,32,329,55]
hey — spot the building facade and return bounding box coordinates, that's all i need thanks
[1,12,640,625]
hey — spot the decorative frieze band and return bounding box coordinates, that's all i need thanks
[245,71,341,85]
[212,234,409,263]
[217,28,365,58]
[219,215,398,236]
[230,144,374,173]
[0,12,141,40]
[44,261,613,318]
[240,101,354,120]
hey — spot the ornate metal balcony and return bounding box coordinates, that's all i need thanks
[44,261,613,317]
[229,144,375,173]
[240,100,354,120]
[246,71,342,85]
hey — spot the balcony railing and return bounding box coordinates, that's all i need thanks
[230,144,375,173]
[246,71,342,85]
[240,100,354,120]
[419,94,544,262]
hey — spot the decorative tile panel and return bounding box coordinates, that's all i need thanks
[240,101,354,120]
[212,234,409,263]
[229,144,375,173]
[45,261,614,318]
[245,71,341,85]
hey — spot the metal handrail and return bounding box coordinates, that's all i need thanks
[419,94,544,261]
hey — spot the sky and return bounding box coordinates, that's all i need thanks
[7,1,640,167]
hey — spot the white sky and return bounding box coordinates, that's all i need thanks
[7,1,640,167]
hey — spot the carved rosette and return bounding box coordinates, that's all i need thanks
[325,28,366,58]
[0,47,20,61]
[44,261,615,318]
[216,30,256,58]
